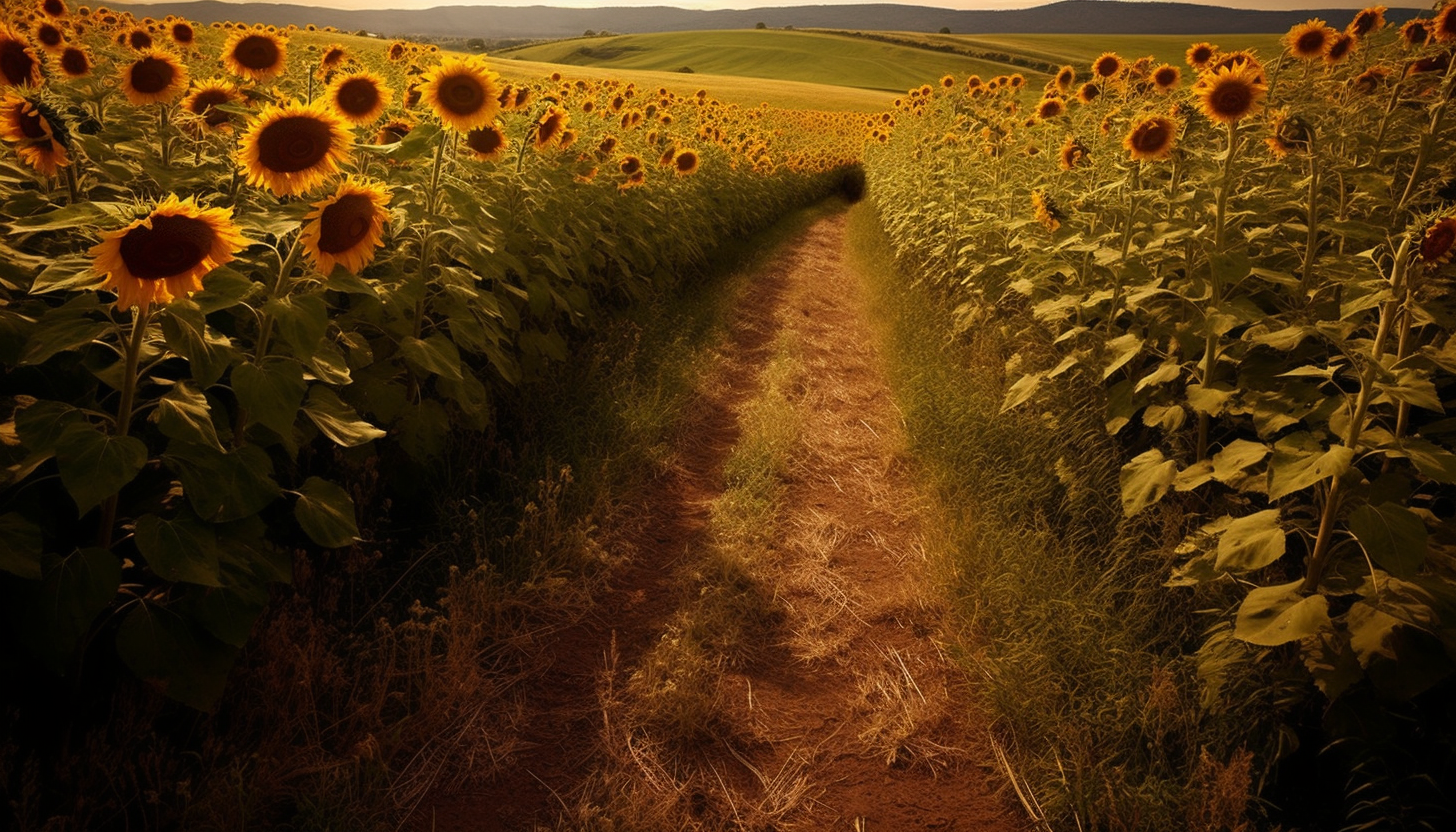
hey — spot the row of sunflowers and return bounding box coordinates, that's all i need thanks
[865,4,1456,828]
[0,2,866,708]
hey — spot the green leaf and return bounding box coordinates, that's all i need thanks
[1212,439,1269,484]
[178,584,266,648]
[154,382,224,452]
[1391,437,1456,483]
[1346,600,1401,667]
[21,309,109,366]
[398,398,450,462]
[165,442,280,523]
[134,512,223,587]
[7,200,127,231]
[1234,581,1331,646]
[1186,383,1235,416]
[1302,630,1362,701]
[1377,369,1444,414]
[399,334,464,382]
[55,423,148,513]
[1000,372,1043,413]
[14,399,84,455]
[263,293,328,360]
[1267,432,1356,501]
[116,602,238,711]
[294,477,360,548]
[1348,503,1427,579]
[161,301,233,388]
[193,266,261,314]
[232,358,306,438]
[1120,449,1177,517]
[0,512,43,579]
[1215,509,1286,572]
[303,386,386,447]
[1102,333,1143,380]
[1134,361,1181,392]
[11,547,121,672]
[29,256,104,294]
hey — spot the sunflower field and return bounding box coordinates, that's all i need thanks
[0,1,864,713]
[864,4,1456,827]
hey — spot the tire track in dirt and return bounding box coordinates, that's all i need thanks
[415,207,1023,831]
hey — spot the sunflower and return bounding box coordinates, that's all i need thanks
[966,75,983,94]
[619,154,642,175]
[1059,135,1089,170]
[0,25,43,88]
[1186,42,1217,70]
[182,78,239,131]
[1436,3,1456,44]
[126,27,152,50]
[1038,96,1064,120]
[387,41,406,62]
[237,100,352,197]
[41,0,68,17]
[170,21,193,47]
[1032,191,1063,232]
[533,104,569,149]
[1192,60,1267,125]
[1152,64,1181,91]
[596,134,617,158]
[1353,65,1389,94]
[1401,18,1432,48]
[1054,65,1075,91]
[374,118,411,144]
[120,50,188,105]
[0,93,54,144]
[91,195,248,312]
[1076,82,1101,104]
[223,29,287,82]
[418,57,501,132]
[57,45,88,77]
[1265,109,1313,158]
[1325,33,1356,65]
[1209,51,1266,84]
[1092,52,1123,79]
[1421,217,1456,267]
[618,170,645,191]
[300,177,390,275]
[1348,6,1386,38]
[463,122,507,161]
[328,72,389,125]
[1124,115,1177,161]
[318,43,345,74]
[34,21,64,52]
[673,148,699,176]
[1286,19,1335,60]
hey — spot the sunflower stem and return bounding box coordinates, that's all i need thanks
[1213,119,1240,253]
[254,235,303,360]
[61,162,79,205]
[414,129,451,340]
[159,105,171,170]
[1396,58,1456,213]
[97,305,151,550]
[1370,74,1406,163]
[1299,139,1321,300]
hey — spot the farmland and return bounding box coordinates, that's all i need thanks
[2,4,1455,832]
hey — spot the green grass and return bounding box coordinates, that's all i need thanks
[875,31,1287,75]
[499,29,1025,94]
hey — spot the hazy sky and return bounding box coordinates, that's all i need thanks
[137,0,1394,10]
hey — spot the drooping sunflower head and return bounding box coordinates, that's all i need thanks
[90,195,248,312]
[1348,6,1387,38]
[182,78,240,131]
[1038,96,1064,120]
[1092,52,1123,79]
[223,28,287,82]
[1325,32,1356,65]
[0,24,43,88]
[4,95,71,176]
[1054,65,1075,91]
[1059,135,1090,170]
[1031,190,1063,232]
[419,56,501,133]
[328,72,389,125]
[300,176,391,276]
[237,100,353,197]
[464,121,507,161]
[1186,42,1217,70]
[1123,114,1177,161]
[319,43,346,72]
[1353,65,1389,94]
[1400,18,1431,48]
[1420,216,1456,268]
[57,45,89,77]
[1192,60,1267,125]
[1436,3,1456,44]
[120,50,188,105]
[1265,109,1313,158]
[374,118,411,144]
[533,105,569,150]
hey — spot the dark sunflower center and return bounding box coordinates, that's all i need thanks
[118,214,214,280]
[336,78,380,116]
[675,152,697,172]
[620,156,641,175]
[1095,58,1119,77]
[324,48,344,65]
[0,40,36,86]
[129,56,177,95]
[1210,79,1253,117]
[1296,31,1327,54]
[1423,223,1455,262]
[173,24,194,44]
[234,34,280,70]
[1155,68,1178,86]
[378,122,410,142]
[38,25,62,47]
[538,115,562,142]
[257,115,333,173]
[44,0,65,14]
[317,194,374,254]
[1329,38,1351,60]
[1193,47,1213,64]
[438,74,485,115]
[60,48,87,75]
[1132,121,1170,153]
[1353,13,1376,36]
[466,127,503,155]
[14,106,48,140]
[129,30,152,50]
[1058,70,1073,86]
[189,89,233,125]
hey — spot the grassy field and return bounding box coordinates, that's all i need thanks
[498,29,1030,93]
[874,31,1287,74]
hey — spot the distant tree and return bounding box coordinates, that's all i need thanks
[584,29,596,37]
[939,26,951,34]
[466,37,486,51]
[783,25,794,30]
[755,21,767,29]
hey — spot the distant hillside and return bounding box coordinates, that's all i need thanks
[111,1,1422,39]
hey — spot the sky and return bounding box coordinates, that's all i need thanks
[148,0,1393,10]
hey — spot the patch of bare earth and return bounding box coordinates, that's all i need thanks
[413,210,1024,832]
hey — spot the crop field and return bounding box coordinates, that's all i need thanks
[2,3,1455,832]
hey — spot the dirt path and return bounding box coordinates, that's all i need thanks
[417,208,1023,832]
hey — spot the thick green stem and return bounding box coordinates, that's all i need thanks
[1108,163,1142,332]
[97,306,151,549]
[1393,284,1417,442]
[1299,145,1320,298]
[253,236,303,361]
[1370,76,1405,162]
[1213,120,1240,253]
[414,130,451,340]
[1395,60,1456,213]
[159,106,171,170]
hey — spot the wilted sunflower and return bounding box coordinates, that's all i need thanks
[1192,60,1267,125]
[1265,109,1313,158]
[1402,18,1433,47]
[1186,42,1217,70]
[1325,32,1356,65]
[1032,190,1063,232]
[1286,19,1334,60]
[1353,65,1389,94]
[1421,216,1456,267]
[1124,115,1177,161]
[91,195,247,312]
[1436,3,1456,43]
[0,25,43,88]
[419,57,501,132]
[120,50,188,105]
[1054,65,1075,91]
[57,45,89,77]
[374,118,411,144]
[464,122,507,161]
[328,72,389,125]
[1092,52,1123,79]
[223,29,287,82]
[673,148,699,176]
[182,78,239,131]
[533,105,569,149]
[237,100,352,196]
[300,176,390,275]
[1059,135,1090,170]
[1348,6,1386,38]
[1076,82,1101,103]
